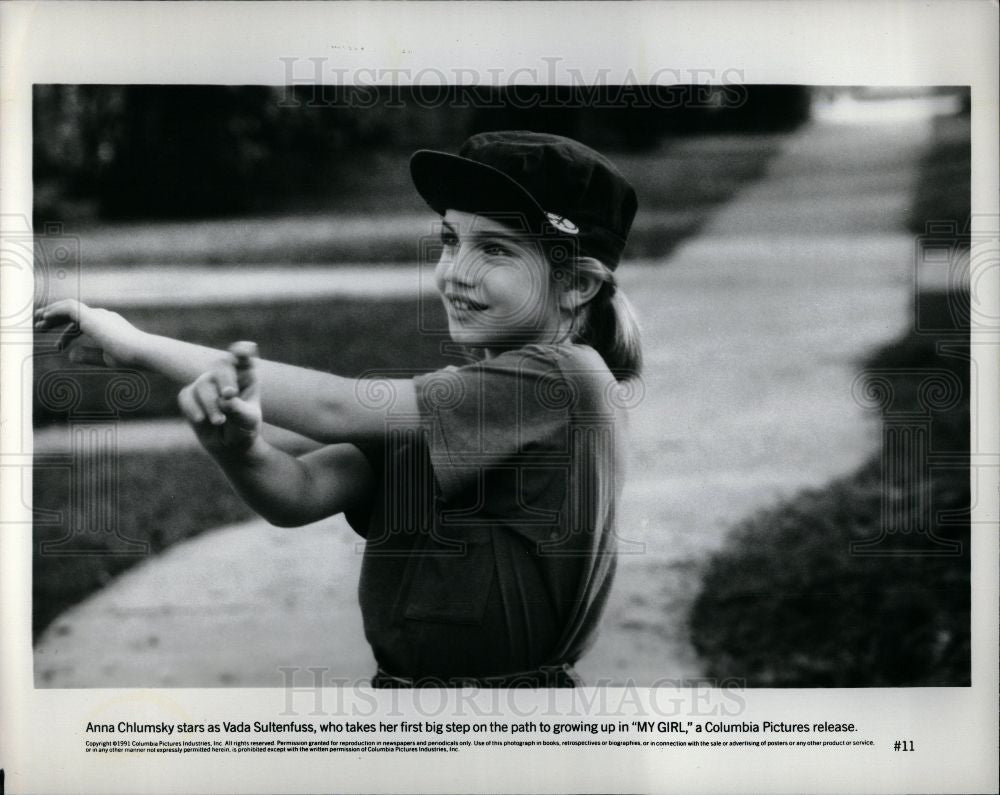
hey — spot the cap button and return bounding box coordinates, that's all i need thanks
[545,212,579,235]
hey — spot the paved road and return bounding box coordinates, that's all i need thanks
[34,104,934,687]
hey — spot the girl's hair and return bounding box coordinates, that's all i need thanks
[554,255,643,383]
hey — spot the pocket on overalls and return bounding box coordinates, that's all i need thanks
[402,528,496,625]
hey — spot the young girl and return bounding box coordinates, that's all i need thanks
[35,131,642,687]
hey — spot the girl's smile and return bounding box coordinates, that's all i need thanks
[435,209,566,353]
[443,291,489,313]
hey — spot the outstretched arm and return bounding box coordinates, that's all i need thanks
[177,342,375,527]
[35,300,418,443]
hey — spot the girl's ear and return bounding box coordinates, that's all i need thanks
[555,269,602,312]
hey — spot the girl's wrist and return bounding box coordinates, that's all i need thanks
[131,331,214,382]
[214,433,269,467]
[128,330,160,370]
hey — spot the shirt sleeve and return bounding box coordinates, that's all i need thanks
[413,347,573,501]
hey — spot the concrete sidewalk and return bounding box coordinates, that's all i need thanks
[34,106,935,687]
[42,263,437,307]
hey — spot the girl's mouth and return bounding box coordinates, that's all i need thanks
[445,294,489,312]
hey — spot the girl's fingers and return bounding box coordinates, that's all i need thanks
[212,363,239,400]
[34,299,83,329]
[211,340,258,400]
[177,385,206,424]
[55,325,84,352]
[219,395,260,431]
[180,343,259,432]
[229,341,258,392]
[35,301,92,359]
[193,377,226,425]
[229,340,258,360]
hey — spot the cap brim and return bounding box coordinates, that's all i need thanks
[410,150,549,232]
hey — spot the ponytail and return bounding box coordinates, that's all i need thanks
[562,257,643,383]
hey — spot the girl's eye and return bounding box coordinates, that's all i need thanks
[481,242,511,257]
[440,229,459,247]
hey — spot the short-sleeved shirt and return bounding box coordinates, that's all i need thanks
[346,343,627,680]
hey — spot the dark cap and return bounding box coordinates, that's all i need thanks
[410,131,638,269]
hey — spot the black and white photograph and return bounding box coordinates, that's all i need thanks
[27,83,974,691]
[1,2,997,794]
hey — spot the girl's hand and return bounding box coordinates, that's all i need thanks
[178,342,263,457]
[34,299,146,368]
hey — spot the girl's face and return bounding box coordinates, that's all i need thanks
[435,209,565,353]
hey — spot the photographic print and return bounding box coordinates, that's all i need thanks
[29,83,971,690]
[2,3,996,794]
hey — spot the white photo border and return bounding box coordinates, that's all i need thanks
[1,2,997,793]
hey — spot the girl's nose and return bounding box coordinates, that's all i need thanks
[438,244,475,287]
[436,248,468,291]
[435,249,456,288]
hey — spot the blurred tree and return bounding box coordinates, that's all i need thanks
[33,84,812,221]
[471,85,812,150]
[34,85,361,220]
